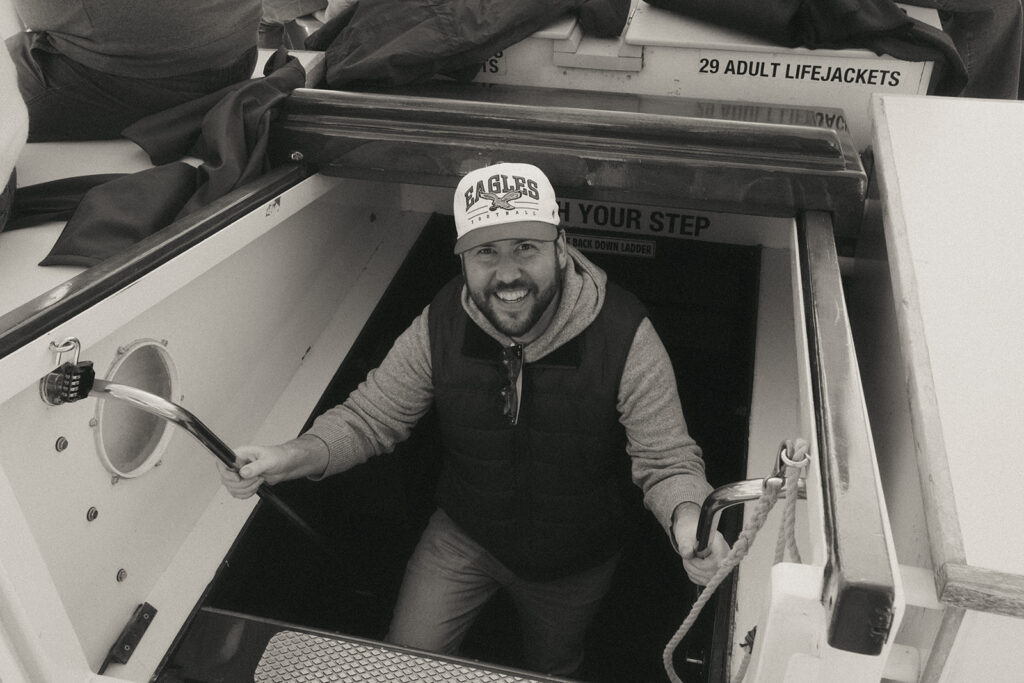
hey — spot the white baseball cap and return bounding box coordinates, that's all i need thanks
[453,162,560,254]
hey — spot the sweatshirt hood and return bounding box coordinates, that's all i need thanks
[462,245,606,362]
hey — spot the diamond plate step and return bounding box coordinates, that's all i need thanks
[255,630,564,682]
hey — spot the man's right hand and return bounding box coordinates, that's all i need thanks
[217,444,291,499]
[216,436,329,499]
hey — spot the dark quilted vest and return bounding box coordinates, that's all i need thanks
[429,277,647,580]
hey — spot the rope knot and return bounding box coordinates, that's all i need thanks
[780,438,810,470]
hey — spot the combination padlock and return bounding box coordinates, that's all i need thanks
[40,359,96,405]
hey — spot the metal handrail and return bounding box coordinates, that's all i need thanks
[90,379,237,470]
[694,476,806,558]
[42,375,337,562]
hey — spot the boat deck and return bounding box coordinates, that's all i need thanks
[0,140,156,319]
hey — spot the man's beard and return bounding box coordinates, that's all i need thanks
[469,267,563,339]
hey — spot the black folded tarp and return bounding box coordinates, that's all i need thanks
[306,0,631,88]
[5,49,306,267]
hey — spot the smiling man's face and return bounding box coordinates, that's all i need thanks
[462,233,566,341]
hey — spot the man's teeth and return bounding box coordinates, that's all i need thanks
[496,288,528,303]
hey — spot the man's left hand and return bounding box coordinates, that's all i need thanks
[672,503,731,586]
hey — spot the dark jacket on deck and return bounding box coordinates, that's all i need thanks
[306,0,631,88]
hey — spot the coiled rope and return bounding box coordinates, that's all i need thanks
[663,439,810,683]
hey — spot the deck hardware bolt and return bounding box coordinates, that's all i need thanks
[290,151,304,162]
[88,418,98,427]
[116,345,129,356]
[86,507,99,522]
[160,339,168,347]
[111,475,120,485]
[116,569,127,582]
[55,436,69,452]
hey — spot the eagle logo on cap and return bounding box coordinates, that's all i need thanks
[480,190,523,211]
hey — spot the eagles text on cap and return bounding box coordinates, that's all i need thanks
[463,173,542,224]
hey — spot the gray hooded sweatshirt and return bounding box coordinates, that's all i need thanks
[305,246,712,542]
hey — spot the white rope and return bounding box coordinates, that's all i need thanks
[775,439,809,565]
[662,438,810,683]
[662,484,781,683]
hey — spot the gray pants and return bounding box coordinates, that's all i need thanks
[6,32,256,141]
[385,509,619,677]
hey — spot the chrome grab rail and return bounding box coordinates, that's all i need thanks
[89,379,237,470]
[40,374,336,562]
[694,455,807,558]
[88,380,328,544]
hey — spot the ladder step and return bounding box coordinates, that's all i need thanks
[255,630,563,682]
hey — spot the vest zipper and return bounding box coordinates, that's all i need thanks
[510,343,523,426]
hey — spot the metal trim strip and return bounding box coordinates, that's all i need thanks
[269,85,867,241]
[799,210,897,655]
[0,164,308,360]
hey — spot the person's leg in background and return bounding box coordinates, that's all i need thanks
[1,45,27,232]
[904,0,1023,98]
[258,18,287,50]
[6,32,256,141]
[259,0,326,48]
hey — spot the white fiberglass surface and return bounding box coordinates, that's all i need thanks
[0,176,428,677]
[731,221,826,679]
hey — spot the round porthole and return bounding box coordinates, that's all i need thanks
[94,340,179,478]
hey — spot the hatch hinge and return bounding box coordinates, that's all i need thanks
[99,602,157,674]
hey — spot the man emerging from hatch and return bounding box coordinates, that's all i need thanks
[218,162,730,677]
